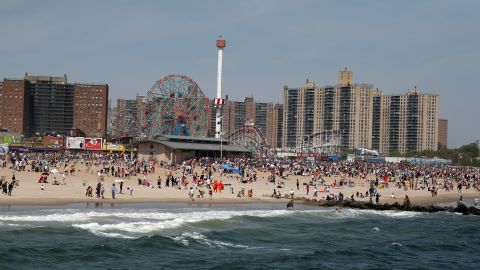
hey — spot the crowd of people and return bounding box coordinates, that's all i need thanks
[1,151,479,206]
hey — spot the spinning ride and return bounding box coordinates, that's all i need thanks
[144,75,209,138]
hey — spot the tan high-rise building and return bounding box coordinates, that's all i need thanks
[372,88,439,155]
[282,70,440,154]
[271,104,283,148]
[438,119,448,149]
[283,71,378,150]
[338,67,353,86]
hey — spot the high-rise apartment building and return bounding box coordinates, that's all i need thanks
[26,75,73,135]
[73,83,108,137]
[271,104,283,148]
[283,70,377,149]
[282,81,317,148]
[438,119,448,149]
[372,88,439,154]
[0,79,31,134]
[208,97,275,146]
[117,99,137,114]
[0,74,108,137]
[282,69,440,154]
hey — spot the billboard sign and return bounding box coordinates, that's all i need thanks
[43,136,64,148]
[66,137,85,149]
[2,136,13,143]
[85,138,103,150]
[103,143,125,152]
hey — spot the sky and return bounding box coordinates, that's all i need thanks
[0,0,479,147]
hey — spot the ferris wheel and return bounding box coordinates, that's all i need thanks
[144,74,209,138]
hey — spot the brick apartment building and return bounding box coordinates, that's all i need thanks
[0,74,108,137]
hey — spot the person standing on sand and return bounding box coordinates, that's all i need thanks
[120,181,123,194]
[218,181,223,192]
[7,181,13,196]
[404,195,411,206]
[306,184,310,195]
[2,181,7,194]
[296,179,299,190]
[213,180,218,192]
[189,187,194,201]
[100,183,105,199]
[96,183,101,198]
[290,188,295,198]
[375,193,380,204]
[111,183,117,199]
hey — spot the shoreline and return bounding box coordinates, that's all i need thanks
[0,196,290,207]
[0,193,475,208]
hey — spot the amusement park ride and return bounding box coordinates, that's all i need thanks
[227,124,268,157]
[143,74,210,138]
[113,109,136,137]
[142,37,226,140]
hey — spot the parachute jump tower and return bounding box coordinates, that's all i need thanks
[214,37,226,138]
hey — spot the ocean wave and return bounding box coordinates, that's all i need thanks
[172,232,255,249]
[0,212,93,222]
[0,207,425,239]
[70,209,306,238]
[0,208,316,224]
[337,209,425,218]
[0,207,422,226]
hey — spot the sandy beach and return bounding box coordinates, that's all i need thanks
[0,162,478,207]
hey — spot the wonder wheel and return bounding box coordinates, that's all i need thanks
[144,75,209,138]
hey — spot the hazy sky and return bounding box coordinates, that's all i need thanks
[0,0,479,147]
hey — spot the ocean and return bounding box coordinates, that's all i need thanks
[0,203,478,270]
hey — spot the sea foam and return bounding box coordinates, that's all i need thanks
[172,232,254,249]
[0,207,424,239]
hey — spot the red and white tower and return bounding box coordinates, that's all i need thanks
[215,37,226,138]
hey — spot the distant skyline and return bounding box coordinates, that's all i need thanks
[0,0,479,147]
